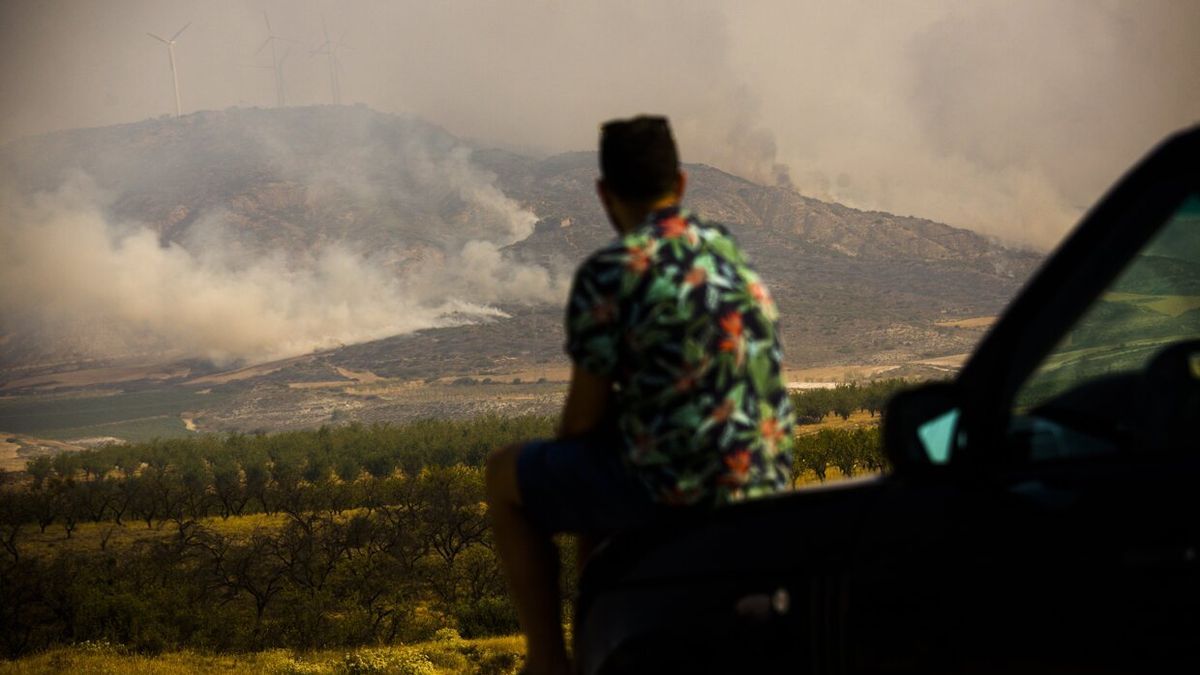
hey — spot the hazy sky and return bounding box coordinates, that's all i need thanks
[2,0,1198,248]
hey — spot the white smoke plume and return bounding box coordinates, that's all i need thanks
[0,167,562,366]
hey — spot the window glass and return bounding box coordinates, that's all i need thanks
[1016,194,1200,413]
[917,408,959,465]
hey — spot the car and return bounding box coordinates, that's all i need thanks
[574,125,1200,674]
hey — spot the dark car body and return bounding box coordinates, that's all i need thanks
[575,126,1200,674]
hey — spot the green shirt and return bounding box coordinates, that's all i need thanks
[565,206,794,505]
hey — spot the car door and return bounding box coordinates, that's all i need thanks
[852,126,1200,674]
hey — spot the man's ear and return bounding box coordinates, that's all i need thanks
[675,170,688,200]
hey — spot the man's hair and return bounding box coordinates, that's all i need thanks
[600,116,680,202]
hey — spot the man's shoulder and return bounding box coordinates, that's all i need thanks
[615,208,735,250]
[573,208,744,287]
[573,221,658,278]
[682,209,730,236]
[575,237,628,280]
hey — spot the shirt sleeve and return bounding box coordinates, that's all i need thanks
[564,253,622,378]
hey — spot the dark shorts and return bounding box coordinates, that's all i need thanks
[516,434,661,536]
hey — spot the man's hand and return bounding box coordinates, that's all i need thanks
[558,366,612,440]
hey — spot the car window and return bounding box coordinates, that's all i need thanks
[1011,193,1200,457]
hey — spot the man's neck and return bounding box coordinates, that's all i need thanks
[617,195,680,234]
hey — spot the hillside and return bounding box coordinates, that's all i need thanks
[0,105,1041,436]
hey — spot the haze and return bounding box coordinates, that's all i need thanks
[3,1,1198,248]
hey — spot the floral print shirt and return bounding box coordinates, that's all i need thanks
[565,206,794,505]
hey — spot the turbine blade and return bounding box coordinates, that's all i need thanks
[263,12,273,34]
[256,37,272,55]
[147,32,169,44]
[171,21,191,41]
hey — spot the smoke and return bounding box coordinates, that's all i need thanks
[0,1,1197,276]
[899,0,1200,246]
[723,0,1200,249]
[0,162,561,366]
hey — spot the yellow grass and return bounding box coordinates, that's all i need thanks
[1104,292,1200,318]
[794,410,879,436]
[423,366,572,386]
[0,634,526,674]
[793,465,880,487]
[287,380,357,390]
[183,352,324,386]
[782,364,900,383]
[912,353,970,368]
[0,435,96,473]
[0,437,24,472]
[0,365,191,393]
[18,512,288,558]
[934,316,996,329]
[334,367,384,384]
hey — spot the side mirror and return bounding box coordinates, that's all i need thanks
[883,382,962,473]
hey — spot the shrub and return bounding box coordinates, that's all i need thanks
[261,651,331,675]
[432,627,463,643]
[454,596,520,638]
[340,647,436,675]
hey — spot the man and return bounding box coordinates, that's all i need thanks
[484,116,794,675]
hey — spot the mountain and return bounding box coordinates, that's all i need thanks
[478,149,1039,365]
[0,106,502,257]
[0,106,1042,434]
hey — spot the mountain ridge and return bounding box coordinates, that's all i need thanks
[1,105,1040,381]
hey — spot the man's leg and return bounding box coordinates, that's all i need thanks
[485,443,570,675]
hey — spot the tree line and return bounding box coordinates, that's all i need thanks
[3,383,906,533]
[0,462,529,657]
[788,378,911,423]
[9,416,552,530]
[0,381,912,657]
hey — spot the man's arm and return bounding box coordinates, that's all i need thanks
[557,365,613,440]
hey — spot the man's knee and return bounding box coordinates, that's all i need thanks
[485,442,522,506]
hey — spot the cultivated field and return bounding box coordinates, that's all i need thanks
[0,385,899,672]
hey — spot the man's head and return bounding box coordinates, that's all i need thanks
[597,116,686,233]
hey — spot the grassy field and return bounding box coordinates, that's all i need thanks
[0,389,231,442]
[0,635,526,674]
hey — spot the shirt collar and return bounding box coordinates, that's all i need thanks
[633,204,685,234]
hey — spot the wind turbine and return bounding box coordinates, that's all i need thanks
[311,16,349,105]
[147,22,190,117]
[257,12,297,107]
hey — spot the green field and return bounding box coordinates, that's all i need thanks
[0,389,229,441]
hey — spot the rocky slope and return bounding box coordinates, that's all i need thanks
[1,105,1041,385]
